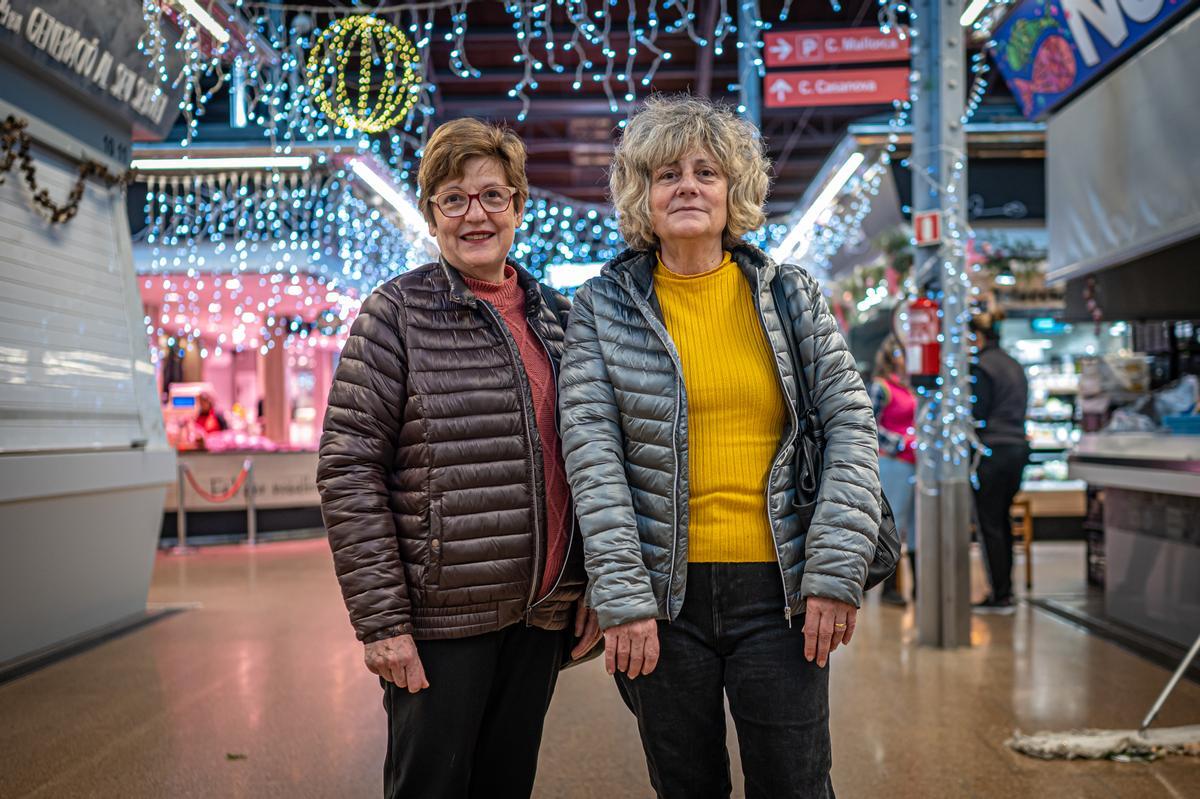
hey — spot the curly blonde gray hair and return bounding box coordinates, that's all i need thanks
[609,94,771,251]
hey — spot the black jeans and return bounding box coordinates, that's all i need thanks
[974,441,1030,602]
[381,623,566,799]
[616,563,834,799]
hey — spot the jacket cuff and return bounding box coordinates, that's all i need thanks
[361,622,414,644]
[800,573,864,609]
[595,594,661,631]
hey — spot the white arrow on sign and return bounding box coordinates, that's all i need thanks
[768,37,793,62]
[768,78,793,104]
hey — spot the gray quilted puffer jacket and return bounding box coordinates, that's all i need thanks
[559,244,881,630]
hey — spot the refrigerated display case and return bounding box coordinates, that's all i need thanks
[998,318,1131,535]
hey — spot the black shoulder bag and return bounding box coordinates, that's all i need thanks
[539,283,571,331]
[770,278,901,591]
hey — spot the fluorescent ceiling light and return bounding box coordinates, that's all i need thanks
[175,0,231,44]
[960,0,991,28]
[349,159,430,235]
[131,155,313,171]
[773,151,866,261]
[545,262,603,290]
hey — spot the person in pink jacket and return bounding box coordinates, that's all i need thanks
[870,337,917,605]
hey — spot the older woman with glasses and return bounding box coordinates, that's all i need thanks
[318,117,601,799]
[559,95,882,798]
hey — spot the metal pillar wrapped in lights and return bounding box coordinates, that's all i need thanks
[910,0,973,648]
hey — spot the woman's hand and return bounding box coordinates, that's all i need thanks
[570,600,603,660]
[603,618,660,679]
[803,597,858,668]
[365,634,429,693]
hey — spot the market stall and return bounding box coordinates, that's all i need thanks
[997,309,1129,537]
[129,144,433,542]
[1020,6,1200,651]
[1070,434,1200,649]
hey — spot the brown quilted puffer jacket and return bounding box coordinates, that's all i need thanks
[317,258,585,643]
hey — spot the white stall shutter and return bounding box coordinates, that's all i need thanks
[0,149,153,452]
[1047,9,1200,283]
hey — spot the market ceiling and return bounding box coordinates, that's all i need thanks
[181,0,1009,219]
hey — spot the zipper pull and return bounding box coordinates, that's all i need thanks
[784,606,793,629]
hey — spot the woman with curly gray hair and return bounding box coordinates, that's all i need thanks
[558,95,882,798]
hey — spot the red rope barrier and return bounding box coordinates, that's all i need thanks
[183,462,251,503]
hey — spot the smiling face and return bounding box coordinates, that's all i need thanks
[427,156,520,280]
[648,150,729,249]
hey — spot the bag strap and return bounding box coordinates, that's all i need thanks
[771,277,825,445]
[770,276,824,498]
[539,283,570,331]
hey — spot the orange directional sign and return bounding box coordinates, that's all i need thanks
[764,68,909,109]
[764,28,910,68]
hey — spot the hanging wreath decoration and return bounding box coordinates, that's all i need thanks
[305,15,421,134]
[1,116,133,224]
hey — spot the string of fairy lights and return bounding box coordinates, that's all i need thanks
[134,159,624,359]
[137,1,1006,274]
[883,0,985,477]
[134,0,793,286]
[961,0,1019,124]
[140,1,779,149]
[770,1,992,475]
[134,0,1011,419]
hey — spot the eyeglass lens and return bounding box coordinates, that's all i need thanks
[437,187,513,216]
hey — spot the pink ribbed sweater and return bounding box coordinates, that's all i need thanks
[463,266,570,600]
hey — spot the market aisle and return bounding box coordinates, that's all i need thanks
[0,539,1197,798]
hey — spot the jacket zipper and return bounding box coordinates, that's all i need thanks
[528,513,576,611]
[753,268,802,627]
[479,300,545,617]
[527,317,576,611]
[624,274,686,621]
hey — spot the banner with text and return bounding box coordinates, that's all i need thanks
[764,27,910,68]
[991,0,1194,119]
[764,67,909,109]
[0,0,183,136]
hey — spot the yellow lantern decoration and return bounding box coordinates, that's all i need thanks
[306,15,420,134]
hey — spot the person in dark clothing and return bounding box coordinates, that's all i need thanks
[970,313,1031,613]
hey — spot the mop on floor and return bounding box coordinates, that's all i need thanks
[1007,631,1200,762]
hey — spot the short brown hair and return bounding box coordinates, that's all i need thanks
[609,94,771,251]
[417,118,530,225]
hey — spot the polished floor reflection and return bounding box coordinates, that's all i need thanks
[0,539,1197,798]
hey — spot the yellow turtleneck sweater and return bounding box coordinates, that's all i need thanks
[654,251,786,563]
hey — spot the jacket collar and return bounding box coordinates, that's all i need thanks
[439,255,545,316]
[603,242,779,295]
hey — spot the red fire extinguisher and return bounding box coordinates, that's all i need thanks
[906,297,941,385]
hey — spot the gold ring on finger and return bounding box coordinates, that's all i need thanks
[834,623,847,629]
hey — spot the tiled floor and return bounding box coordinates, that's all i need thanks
[1,539,1197,798]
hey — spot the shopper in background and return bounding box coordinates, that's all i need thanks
[870,337,917,606]
[970,311,1031,614]
[317,118,599,799]
[194,391,227,434]
[559,95,882,799]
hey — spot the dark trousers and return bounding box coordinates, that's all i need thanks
[974,442,1030,602]
[381,623,566,799]
[615,563,834,799]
